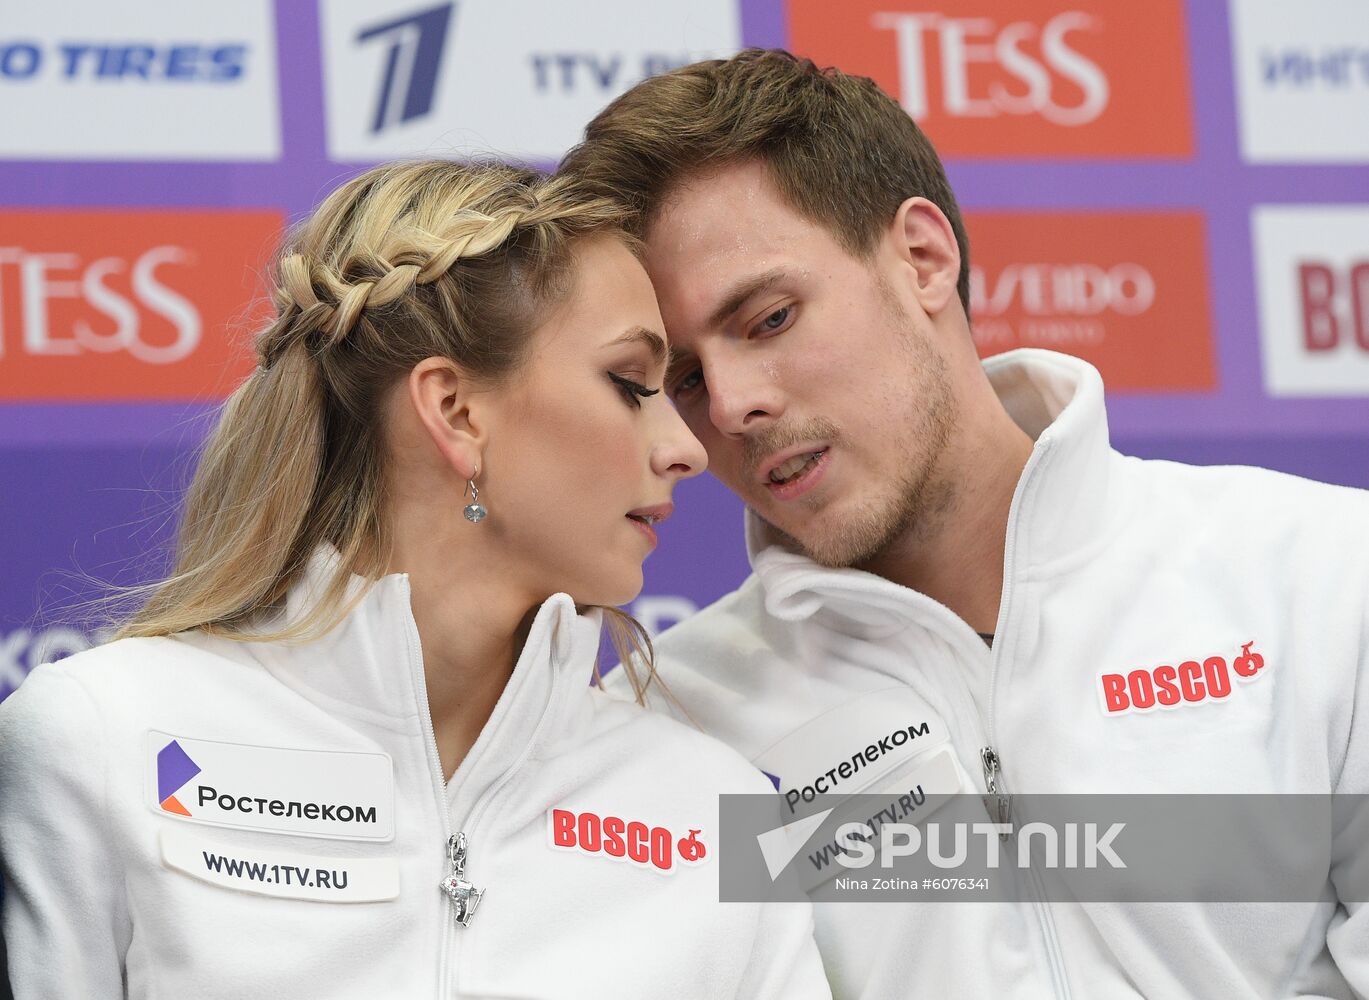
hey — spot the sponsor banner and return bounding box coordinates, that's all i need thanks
[1229,0,1369,164]
[751,688,956,813]
[320,0,740,163]
[720,793,1369,902]
[1252,205,1369,397]
[160,828,400,903]
[148,731,396,841]
[0,0,280,161]
[968,211,1216,391]
[786,0,1193,157]
[1097,640,1268,716]
[547,807,710,875]
[0,210,279,401]
[754,749,964,890]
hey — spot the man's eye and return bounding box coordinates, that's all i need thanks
[672,368,704,398]
[757,305,791,333]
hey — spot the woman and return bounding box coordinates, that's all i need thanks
[0,161,829,999]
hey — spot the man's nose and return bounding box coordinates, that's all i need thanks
[707,357,784,439]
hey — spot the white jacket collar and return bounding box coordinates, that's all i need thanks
[253,545,602,744]
[745,349,1117,629]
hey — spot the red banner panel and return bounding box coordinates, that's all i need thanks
[0,210,281,400]
[967,211,1216,391]
[787,0,1194,158]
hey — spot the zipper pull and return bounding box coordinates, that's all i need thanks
[980,747,1012,837]
[439,832,484,927]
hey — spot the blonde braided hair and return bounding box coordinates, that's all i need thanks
[256,169,625,367]
[118,161,657,694]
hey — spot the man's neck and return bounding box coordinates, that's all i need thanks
[859,406,1034,635]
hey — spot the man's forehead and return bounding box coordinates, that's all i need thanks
[642,163,837,340]
[647,161,804,258]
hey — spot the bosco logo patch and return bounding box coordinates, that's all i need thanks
[548,808,708,874]
[1098,641,1268,716]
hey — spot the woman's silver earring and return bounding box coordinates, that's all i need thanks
[463,476,487,524]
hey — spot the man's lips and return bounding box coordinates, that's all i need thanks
[760,447,830,502]
[756,443,830,486]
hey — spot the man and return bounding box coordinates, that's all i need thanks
[562,49,1369,998]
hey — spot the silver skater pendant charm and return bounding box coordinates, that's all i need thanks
[440,832,484,927]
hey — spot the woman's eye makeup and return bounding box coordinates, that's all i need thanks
[608,371,661,408]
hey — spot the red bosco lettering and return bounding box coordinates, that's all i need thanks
[1299,261,1369,354]
[1099,641,1267,716]
[548,808,708,874]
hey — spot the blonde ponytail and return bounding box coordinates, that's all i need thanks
[121,343,321,638]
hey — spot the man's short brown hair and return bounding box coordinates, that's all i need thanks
[560,48,971,313]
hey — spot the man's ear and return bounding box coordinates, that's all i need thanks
[888,196,961,316]
[406,357,486,480]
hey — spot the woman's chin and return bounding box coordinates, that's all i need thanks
[567,564,643,611]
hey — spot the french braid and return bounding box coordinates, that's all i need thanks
[260,173,623,367]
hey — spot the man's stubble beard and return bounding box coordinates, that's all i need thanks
[756,298,958,570]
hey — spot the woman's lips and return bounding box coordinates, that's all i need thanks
[625,514,659,548]
[625,503,671,549]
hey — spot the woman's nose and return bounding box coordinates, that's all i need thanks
[652,404,708,481]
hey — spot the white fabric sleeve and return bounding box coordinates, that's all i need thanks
[1326,608,1369,997]
[728,765,832,1000]
[735,897,832,1000]
[0,662,129,998]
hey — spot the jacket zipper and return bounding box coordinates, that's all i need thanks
[399,580,459,1000]
[980,746,1011,830]
[979,740,1071,998]
[439,832,484,927]
[982,437,1072,999]
[908,440,1069,997]
[926,658,1072,997]
[401,577,570,997]
[436,674,561,996]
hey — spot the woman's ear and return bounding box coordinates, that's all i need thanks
[406,357,485,480]
[887,196,961,316]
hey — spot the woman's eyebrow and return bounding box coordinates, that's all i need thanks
[605,326,668,366]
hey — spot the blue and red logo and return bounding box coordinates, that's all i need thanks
[157,740,201,816]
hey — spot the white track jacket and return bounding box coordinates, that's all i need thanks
[607,349,1369,999]
[0,551,829,1000]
